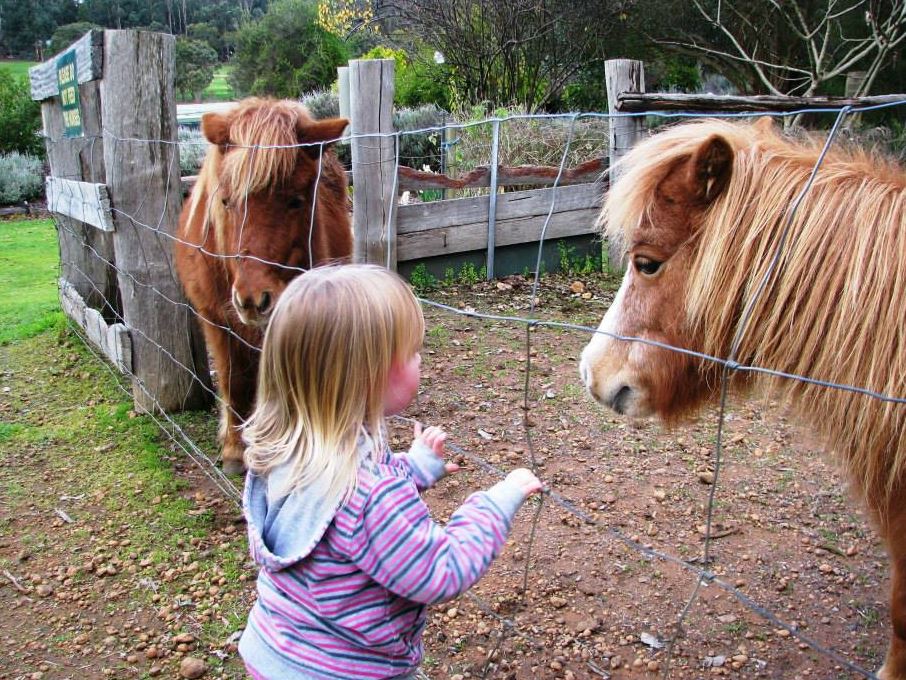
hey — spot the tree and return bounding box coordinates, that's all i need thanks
[0,71,43,156]
[49,21,100,55]
[380,0,635,112]
[229,0,350,98]
[650,0,906,96]
[175,36,217,101]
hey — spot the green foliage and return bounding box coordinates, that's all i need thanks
[557,240,602,276]
[446,104,608,188]
[175,36,218,102]
[360,45,450,109]
[0,71,43,157]
[202,65,234,102]
[178,126,208,175]
[301,88,340,120]
[229,0,350,98]
[0,153,44,204]
[408,263,437,295]
[48,22,100,56]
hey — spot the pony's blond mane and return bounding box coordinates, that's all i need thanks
[606,119,906,509]
[186,98,313,249]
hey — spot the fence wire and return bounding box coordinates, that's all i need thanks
[45,100,906,679]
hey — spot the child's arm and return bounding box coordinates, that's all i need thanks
[345,469,541,605]
[394,423,458,491]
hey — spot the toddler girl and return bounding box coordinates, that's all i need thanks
[238,264,542,679]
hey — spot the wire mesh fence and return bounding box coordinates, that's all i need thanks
[41,98,906,678]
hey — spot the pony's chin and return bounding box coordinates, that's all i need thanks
[234,307,271,329]
[588,382,654,419]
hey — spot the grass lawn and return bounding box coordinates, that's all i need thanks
[0,218,62,345]
[0,60,36,80]
[202,65,234,101]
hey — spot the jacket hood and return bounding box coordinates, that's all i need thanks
[243,435,379,571]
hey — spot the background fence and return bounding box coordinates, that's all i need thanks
[29,27,906,679]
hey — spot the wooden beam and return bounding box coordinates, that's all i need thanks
[60,278,132,374]
[396,182,601,260]
[616,92,906,113]
[350,59,397,268]
[29,30,104,101]
[45,178,114,232]
[397,159,605,192]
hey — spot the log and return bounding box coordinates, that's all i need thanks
[616,92,906,113]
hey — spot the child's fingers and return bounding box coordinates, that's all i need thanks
[444,462,460,474]
[413,421,423,438]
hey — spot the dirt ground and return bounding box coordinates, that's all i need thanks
[0,271,890,679]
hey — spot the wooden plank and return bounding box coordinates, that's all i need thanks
[616,92,906,113]
[397,207,600,261]
[350,59,397,268]
[41,74,117,315]
[101,30,212,413]
[60,278,132,373]
[605,59,645,271]
[396,182,602,261]
[397,183,602,234]
[398,159,605,191]
[45,178,114,232]
[29,30,104,101]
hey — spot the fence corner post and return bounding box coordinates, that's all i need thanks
[605,59,645,272]
[100,29,212,413]
[349,58,397,269]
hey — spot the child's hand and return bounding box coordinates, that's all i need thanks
[505,468,543,497]
[414,422,459,474]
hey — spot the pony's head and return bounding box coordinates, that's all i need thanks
[579,119,764,420]
[190,97,348,327]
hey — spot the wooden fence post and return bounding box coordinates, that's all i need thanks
[349,59,397,268]
[99,30,212,412]
[30,30,118,317]
[605,59,645,271]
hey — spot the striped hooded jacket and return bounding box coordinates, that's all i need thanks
[238,435,528,679]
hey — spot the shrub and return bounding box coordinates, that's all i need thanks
[49,23,100,56]
[178,126,208,175]
[175,37,218,102]
[0,71,43,157]
[0,153,45,205]
[229,0,350,98]
[360,45,450,109]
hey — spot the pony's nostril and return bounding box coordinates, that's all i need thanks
[610,385,632,414]
[257,291,272,314]
[579,360,590,387]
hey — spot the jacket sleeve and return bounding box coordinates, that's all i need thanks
[392,440,448,491]
[344,475,526,604]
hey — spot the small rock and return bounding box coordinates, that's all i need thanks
[179,657,207,679]
[569,281,585,294]
[698,471,715,484]
[35,584,54,597]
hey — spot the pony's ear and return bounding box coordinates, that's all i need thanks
[297,118,349,147]
[201,113,231,146]
[687,135,733,203]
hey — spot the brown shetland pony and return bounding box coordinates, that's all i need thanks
[579,117,906,678]
[175,98,352,474]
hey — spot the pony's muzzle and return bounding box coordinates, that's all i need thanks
[231,286,274,326]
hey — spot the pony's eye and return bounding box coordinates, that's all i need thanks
[221,196,230,207]
[287,196,303,210]
[634,256,663,277]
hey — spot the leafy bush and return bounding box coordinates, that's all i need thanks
[229,0,350,98]
[360,45,450,109]
[175,37,219,102]
[49,23,100,56]
[446,104,609,193]
[178,126,208,175]
[301,88,340,120]
[0,71,43,157]
[0,153,44,205]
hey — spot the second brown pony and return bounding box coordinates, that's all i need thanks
[580,117,906,678]
[175,98,352,474]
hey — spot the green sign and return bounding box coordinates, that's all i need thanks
[57,51,83,138]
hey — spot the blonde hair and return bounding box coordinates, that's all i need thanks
[243,264,425,501]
